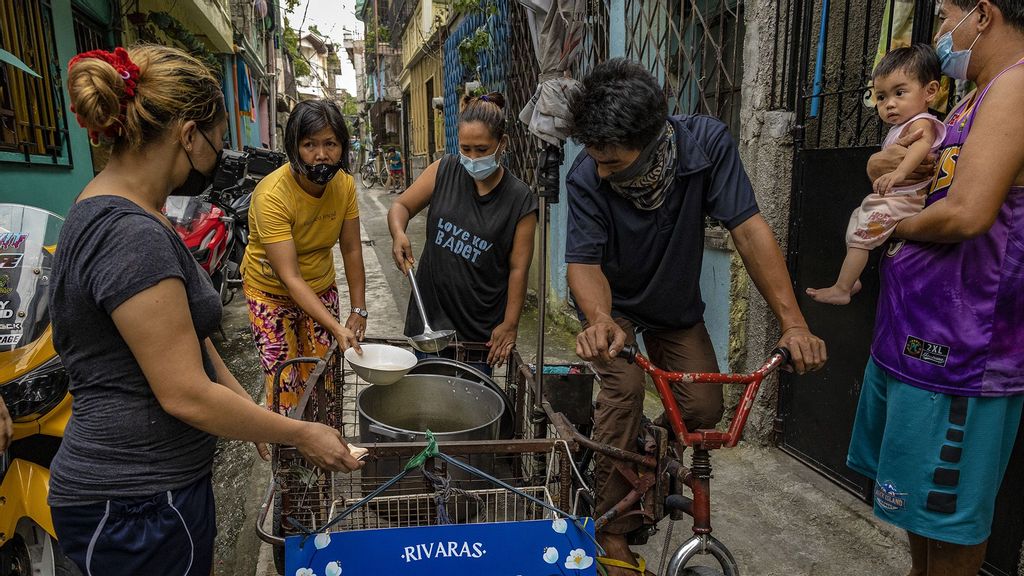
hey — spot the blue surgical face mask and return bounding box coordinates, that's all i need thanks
[936,6,981,80]
[459,145,502,181]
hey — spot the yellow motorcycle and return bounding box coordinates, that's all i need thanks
[0,204,79,575]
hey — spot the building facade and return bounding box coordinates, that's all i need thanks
[1,0,119,214]
[397,0,447,179]
[1,0,287,214]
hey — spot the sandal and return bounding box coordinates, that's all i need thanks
[597,553,655,575]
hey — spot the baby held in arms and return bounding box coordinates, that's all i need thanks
[807,44,946,305]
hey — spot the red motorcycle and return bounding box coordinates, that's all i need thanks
[164,146,286,304]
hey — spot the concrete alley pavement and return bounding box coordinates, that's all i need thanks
[209,180,910,576]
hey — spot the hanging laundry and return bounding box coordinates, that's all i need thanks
[237,58,254,119]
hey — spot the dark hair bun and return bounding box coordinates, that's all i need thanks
[461,91,506,110]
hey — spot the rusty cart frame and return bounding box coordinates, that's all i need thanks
[254,337,583,573]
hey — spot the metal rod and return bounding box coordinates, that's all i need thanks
[536,196,547,407]
[405,266,433,332]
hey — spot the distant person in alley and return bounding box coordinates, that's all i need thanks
[242,99,366,413]
[388,92,537,369]
[564,58,827,575]
[848,1,1024,574]
[49,45,362,576]
[387,145,405,193]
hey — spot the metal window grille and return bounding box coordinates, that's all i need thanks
[620,0,745,137]
[769,0,799,111]
[790,0,944,151]
[503,0,542,189]
[573,0,610,81]
[0,0,70,164]
[72,8,109,54]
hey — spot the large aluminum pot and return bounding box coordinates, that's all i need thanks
[357,374,504,443]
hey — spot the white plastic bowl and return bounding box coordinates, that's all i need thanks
[344,344,417,385]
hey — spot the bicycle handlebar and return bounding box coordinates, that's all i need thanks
[612,345,792,449]
[618,344,791,371]
[617,344,639,363]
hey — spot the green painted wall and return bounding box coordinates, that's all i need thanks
[0,0,99,216]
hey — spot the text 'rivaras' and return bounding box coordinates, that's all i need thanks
[401,541,486,563]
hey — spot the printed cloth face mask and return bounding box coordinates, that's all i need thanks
[936,5,981,80]
[460,145,503,180]
[605,122,678,211]
[302,161,345,186]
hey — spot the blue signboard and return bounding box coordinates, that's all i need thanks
[285,518,597,576]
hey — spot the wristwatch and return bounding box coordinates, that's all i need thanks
[351,307,368,318]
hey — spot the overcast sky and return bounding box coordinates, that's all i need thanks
[286,0,363,94]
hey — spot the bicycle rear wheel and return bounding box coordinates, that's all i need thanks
[680,567,725,576]
[360,164,375,188]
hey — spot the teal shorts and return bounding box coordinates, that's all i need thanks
[847,358,1023,545]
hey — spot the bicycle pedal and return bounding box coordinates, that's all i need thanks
[626,525,657,546]
[669,474,687,521]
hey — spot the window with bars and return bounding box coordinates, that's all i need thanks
[0,0,70,164]
[623,0,745,138]
[73,8,109,53]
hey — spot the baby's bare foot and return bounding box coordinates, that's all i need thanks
[806,280,861,305]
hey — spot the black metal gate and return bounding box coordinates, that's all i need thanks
[780,1,1023,573]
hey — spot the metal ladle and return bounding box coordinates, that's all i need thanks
[406,266,455,353]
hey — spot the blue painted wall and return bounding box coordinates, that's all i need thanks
[442,0,510,154]
[699,247,732,372]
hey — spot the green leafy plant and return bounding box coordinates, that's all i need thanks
[364,24,390,47]
[282,18,310,78]
[452,0,498,81]
[458,26,492,78]
[452,0,498,17]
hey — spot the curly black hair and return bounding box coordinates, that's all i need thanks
[873,44,941,85]
[567,58,668,150]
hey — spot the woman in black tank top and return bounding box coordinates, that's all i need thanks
[388,92,538,368]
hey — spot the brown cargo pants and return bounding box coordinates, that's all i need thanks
[591,317,723,535]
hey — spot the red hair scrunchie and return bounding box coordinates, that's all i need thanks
[68,47,141,141]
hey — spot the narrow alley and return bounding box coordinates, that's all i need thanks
[207,181,911,576]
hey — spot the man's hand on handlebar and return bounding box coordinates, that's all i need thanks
[576,316,627,363]
[777,325,827,374]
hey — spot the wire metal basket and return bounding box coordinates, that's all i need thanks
[261,336,576,556]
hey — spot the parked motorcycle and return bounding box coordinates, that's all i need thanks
[165,146,286,305]
[0,204,80,576]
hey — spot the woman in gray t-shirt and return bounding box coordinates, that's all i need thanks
[48,45,363,576]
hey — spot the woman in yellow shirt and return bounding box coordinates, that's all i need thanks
[242,100,366,413]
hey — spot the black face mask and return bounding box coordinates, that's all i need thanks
[302,161,345,186]
[172,130,222,197]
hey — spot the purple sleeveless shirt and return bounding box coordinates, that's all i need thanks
[871,60,1024,397]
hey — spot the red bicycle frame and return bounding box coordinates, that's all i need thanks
[548,345,791,565]
[621,344,791,450]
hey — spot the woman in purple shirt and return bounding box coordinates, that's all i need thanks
[847,1,1024,574]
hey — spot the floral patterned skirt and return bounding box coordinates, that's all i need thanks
[244,283,338,414]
